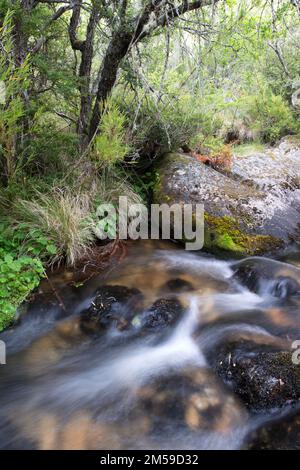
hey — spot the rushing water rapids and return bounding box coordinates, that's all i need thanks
[1,241,300,450]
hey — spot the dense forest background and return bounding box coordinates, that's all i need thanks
[1,0,300,330]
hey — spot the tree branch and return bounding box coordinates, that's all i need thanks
[68,0,85,51]
[129,0,218,44]
[31,5,71,54]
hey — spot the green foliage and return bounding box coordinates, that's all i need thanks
[0,254,44,331]
[128,170,161,202]
[245,88,298,143]
[232,142,265,156]
[0,222,47,331]
[25,121,79,175]
[92,101,130,168]
[0,222,57,260]
[0,10,30,182]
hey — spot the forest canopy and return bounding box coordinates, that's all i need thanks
[1,0,300,173]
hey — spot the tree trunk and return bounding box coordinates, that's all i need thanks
[11,1,33,163]
[88,31,132,141]
[77,7,99,150]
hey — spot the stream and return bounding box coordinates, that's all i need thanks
[1,240,300,450]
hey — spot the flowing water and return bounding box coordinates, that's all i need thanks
[1,240,300,450]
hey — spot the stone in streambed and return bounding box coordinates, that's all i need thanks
[245,410,300,450]
[232,257,300,299]
[136,368,246,434]
[211,339,300,410]
[140,297,184,330]
[161,278,195,294]
[80,285,144,334]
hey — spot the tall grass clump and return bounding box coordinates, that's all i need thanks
[14,190,95,266]
[12,172,144,267]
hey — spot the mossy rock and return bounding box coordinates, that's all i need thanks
[153,152,299,256]
[204,213,282,255]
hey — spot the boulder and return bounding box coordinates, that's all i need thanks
[153,144,300,255]
[232,136,300,209]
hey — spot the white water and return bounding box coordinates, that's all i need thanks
[1,242,300,450]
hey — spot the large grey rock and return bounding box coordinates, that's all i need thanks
[232,136,300,213]
[153,140,300,255]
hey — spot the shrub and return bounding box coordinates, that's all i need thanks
[94,170,142,204]
[215,81,299,145]
[0,171,142,330]
[25,122,79,176]
[246,90,298,144]
[118,87,226,162]
[0,221,57,260]
[91,102,130,168]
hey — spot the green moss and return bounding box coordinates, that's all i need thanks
[232,142,264,156]
[153,153,191,204]
[152,173,173,204]
[213,233,244,252]
[204,213,282,255]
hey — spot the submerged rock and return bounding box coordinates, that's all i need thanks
[211,339,300,410]
[245,410,300,450]
[140,297,184,330]
[80,285,144,334]
[160,278,195,294]
[136,368,246,434]
[153,145,300,256]
[232,257,300,299]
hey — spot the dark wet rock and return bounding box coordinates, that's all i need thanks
[140,297,184,330]
[211,339,300,410]
[245,410,300,450]
[136,368,246,433]
[271,277,300,299]
[232,257,300,298]
[153,150,300,255]
[161,278,195,294]
[80,285,144,334]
